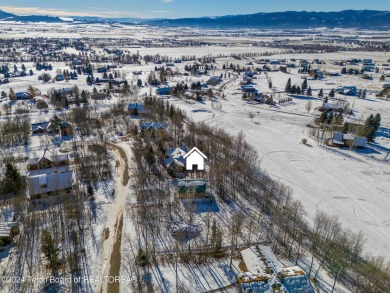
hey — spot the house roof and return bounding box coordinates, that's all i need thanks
[164,147,189,168]
[31,122,50,132]
[128,103,145,113]
[27,149,69,166]
[166,147,189,158]
[183,147,207,160]
[0,208,17,238]
[140,122,166,131]
[27,171,73,197]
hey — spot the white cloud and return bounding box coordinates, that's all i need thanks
[0,6,156,18]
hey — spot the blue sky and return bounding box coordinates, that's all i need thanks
[1,0,390,18]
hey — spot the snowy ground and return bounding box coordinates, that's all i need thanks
[168,89,390,260]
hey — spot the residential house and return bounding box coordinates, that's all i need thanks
[55,75,65,82]
[111,78,125,86]
[330,132,367,148]
[15,92,31,100]
[140,122,166,138]
[28,149,70,171]
[27,171,73,199]
[31,122,50,134]
[27,149,73,199]
[47,121,74,136]
[54,87,74,96]
[362,59,374,65]
[241,85,257,93]
[322,103,346,113]
[206,76,222,86]
[0,208,18,243]
[97,67,108,73]
[128,103,146,116]
[72,58,82,66]
[164,147,189,177]
[177,179,207,199]
[337,86,358,96]
[156,87,173,95]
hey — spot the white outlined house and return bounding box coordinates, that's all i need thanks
[183,147,207,171]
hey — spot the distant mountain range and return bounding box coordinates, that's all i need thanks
[147,10,390,29]
[1,9,390,29]
[0,10,64,23]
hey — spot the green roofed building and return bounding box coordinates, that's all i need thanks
[177,179,207,199]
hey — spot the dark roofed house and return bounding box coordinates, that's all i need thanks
[156,87,173,95]
[55,75,65,82]
[337,86,357,96]
[111,78,125,86]
[54,88,74,96]
[97,67,108,73]
[206,76,222,86]
[15,92,31,100]
[140,122,166,139]
[128,103,145,116]
[31,122,50,134]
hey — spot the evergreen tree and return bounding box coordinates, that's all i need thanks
[301,78,308,92]
[306,87,312,96]
[0,163,24,195]
[366,126,376,142]
[329,88,335,98]
[362,89,367,99]
[285,78,292,93]
[41,229,61,271]
[324,96,329,104]
[319,111,327,123]
[373,113,381,131]
[318,88,324,98]
[341,67,347,74]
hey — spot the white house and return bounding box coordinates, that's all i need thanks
[183,147,207,171]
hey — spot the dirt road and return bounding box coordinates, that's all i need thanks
[99,143,129,293]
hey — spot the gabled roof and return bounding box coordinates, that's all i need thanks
[165,146,189,158]
[140,122,166,131]
[27,171,73,197]
[31,122,50,132]
[128,103,145,113]
[27,149,69,166]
